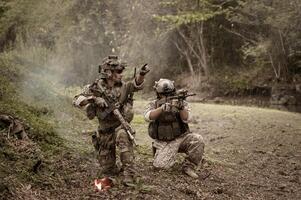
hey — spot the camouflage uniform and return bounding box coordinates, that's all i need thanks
[73,56,146,181]
[144,79,204,177]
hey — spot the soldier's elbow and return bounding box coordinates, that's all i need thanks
[144,111,153,122]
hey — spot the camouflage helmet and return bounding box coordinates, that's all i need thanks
[154,78,175,94]
[99,55,126,79]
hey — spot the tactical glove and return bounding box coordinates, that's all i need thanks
[160,103,172,112]
[176,100,185,110]
[94,97,108,108]
[139,64,150,76]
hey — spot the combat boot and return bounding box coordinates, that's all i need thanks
[182,158,200,179]
[120,151,135,186]
[122,170,134,186]
[182,166,199,179]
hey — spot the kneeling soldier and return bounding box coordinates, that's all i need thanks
[73,55,150,185]
[144,79,205,178]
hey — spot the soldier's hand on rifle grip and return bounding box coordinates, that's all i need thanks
[161,103,172,112]
[177,100,185,110]
[94,97,108,108]
[139,64,150,76]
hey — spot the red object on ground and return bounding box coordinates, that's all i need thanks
[94,177,113,192]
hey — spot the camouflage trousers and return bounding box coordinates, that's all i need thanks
[152,133,204,169]
[92,126,134,177]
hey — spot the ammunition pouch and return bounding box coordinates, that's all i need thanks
[148,112,189,141]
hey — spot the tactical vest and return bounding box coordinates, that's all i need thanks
[148,105,189,141]
[93,80,134,131]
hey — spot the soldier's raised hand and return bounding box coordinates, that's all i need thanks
[94,97,108,108]
[139,64,150,76]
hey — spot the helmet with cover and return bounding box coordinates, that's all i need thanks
[153,78,176,95]
[99,55,126,79]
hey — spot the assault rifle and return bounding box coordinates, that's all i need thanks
[88,85,137,146]
[156,89,196,108]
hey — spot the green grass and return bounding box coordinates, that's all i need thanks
[0,100,61,146]
[0,48,64,153]
[132,114,145,125]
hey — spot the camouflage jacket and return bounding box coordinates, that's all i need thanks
[73,79,143,130]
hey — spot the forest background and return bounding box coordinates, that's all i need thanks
[1,0,301,96]
[0,0,301,199]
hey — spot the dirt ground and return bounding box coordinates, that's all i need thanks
[2,101,301,200]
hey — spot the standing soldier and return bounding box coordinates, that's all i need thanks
[144,79,205,178]
[73,55,150,185]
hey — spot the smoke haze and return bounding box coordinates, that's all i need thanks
[12,0,176,130]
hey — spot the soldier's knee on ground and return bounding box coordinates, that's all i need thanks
[153,162,171,170]
[152,140,179,169]
[153,151,176,169]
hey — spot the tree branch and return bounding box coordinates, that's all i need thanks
[222,26,257,44]
[174,41,194,75]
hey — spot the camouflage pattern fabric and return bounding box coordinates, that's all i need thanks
[74,78,143,177]
[153,133,204,169]
[96,131,117,175]
[144,98,205,169]
[94,126,135,176]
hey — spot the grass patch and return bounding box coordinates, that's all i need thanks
[132,114,145,125]
[0,48,63,152]
[136,145,152,157]
[0,99,61,147]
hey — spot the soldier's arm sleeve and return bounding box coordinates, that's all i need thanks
[73,95,87,108]
[181,101,191,124]
[125,78,144,94]
[144,101,156,122]
[72,85,93,108]
[72,84,96,120]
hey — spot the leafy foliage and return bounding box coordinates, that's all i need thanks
[155,11,221,27]
[0,0,300,94]
[229,0,301,81]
